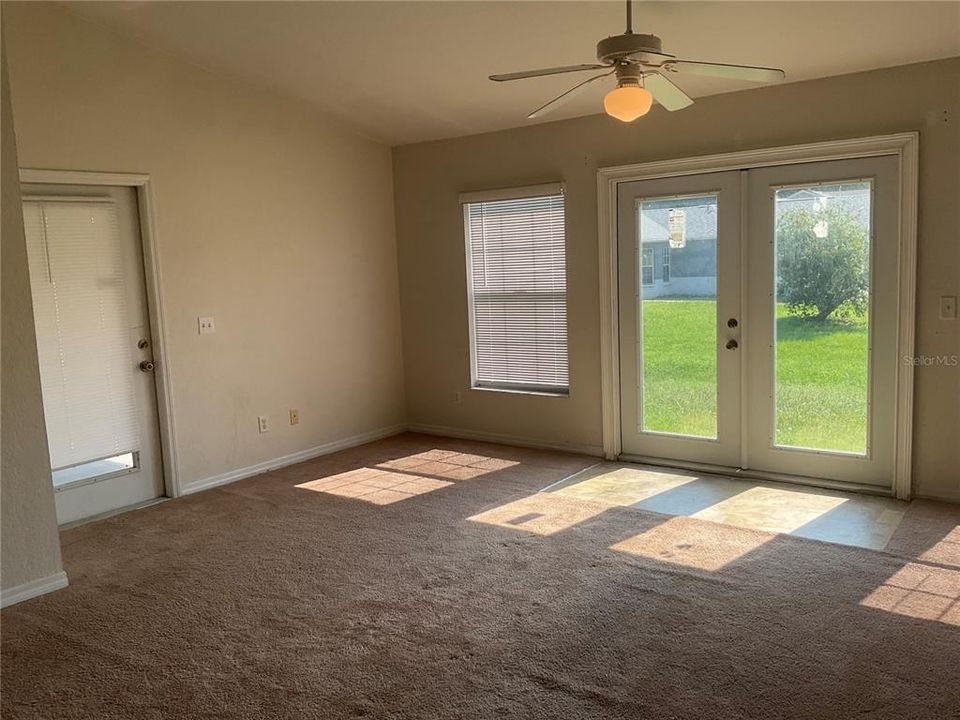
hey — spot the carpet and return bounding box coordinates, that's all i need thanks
[2,433,958,719]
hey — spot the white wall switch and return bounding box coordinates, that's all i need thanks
[258,415,270,433]
[198,316,216,334]
[939,295,957,320]
[289,408,300,426]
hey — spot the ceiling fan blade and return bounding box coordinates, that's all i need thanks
[644,72,694,111]
[490,64,610,82]
[663,60,785,84]
[527,68,616,119]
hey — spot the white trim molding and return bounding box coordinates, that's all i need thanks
[407,422,603,457]
[1,571,69,609]
[182,424,407,495]
[19,168,183,498]
[597,132,918,499]
[459,182,564,204]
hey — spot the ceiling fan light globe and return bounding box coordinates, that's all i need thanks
[604,85,653,122]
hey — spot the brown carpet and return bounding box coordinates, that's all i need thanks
[2,433,958,719]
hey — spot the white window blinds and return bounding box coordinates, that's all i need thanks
[463,185,569,393]
[22,199,141,471]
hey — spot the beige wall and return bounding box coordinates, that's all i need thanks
[1,38,64,593]
[4,3,406,493]
[393,58,960,501]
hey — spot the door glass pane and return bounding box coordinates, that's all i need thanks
[638,194,718,438]
[774,181,871,454]
[52,452,138,489]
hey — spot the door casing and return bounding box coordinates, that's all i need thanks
[597,133,918,499]
[20,169,182,502]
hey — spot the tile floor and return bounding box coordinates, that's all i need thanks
[547,463,908,550]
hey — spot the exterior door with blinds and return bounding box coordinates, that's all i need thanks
[462,183,568,395]
[22,184,164,524]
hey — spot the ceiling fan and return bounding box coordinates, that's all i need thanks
[490,0,785,122]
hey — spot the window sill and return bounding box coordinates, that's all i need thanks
[471,385,569,398]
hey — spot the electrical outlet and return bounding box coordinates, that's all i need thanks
[198,316,216,334]
[939,295,957,320]
[258,415,270,434]
[289,408,300,426]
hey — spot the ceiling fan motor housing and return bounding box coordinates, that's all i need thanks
[596,33,672,66]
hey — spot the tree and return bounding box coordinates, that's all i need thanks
[776,203,869,321]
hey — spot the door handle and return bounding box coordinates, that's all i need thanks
[725,339,738,350]
[139,360,156,373]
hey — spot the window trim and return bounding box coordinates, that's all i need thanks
[641,247,655,286]
[461,182,569,397]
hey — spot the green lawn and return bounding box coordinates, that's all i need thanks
[641,299,868,453]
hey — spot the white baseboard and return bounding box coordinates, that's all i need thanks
[914,491,960,505]
[406,422,603,457]
[1,570,69,609]
[181,421,601,497]
[181,424,406,496]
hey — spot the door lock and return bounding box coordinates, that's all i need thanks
[725,339,739,350]
[727,318,738,328]
[139,360,156,373]
[137,338,150,349]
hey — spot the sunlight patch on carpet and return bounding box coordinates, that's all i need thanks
[610,516,773,570]
[915,524,960,569]
[861,562,960,626]
[297,468,452,504]
[296,450,518,505]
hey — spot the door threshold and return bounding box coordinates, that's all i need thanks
[616,454,893,498]
[58,496,169,530]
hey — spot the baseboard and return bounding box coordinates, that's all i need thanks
[406,422,604,457]
[913,491,960,505]
[1,570,69,609]
[181,423,407,496]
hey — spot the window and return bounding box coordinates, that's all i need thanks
[641,248,655,286]
[462,183,568,394]
[662,247,671,283]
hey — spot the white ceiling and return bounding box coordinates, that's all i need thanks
[68,1,960,146]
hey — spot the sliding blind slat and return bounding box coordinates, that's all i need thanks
[23,200,141,470]
[464,191,568,392]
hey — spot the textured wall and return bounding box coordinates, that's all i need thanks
[1,38,64,594]
[4,3,406,492]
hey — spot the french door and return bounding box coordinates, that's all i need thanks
[618,155,900,489]
[22,183,165,524]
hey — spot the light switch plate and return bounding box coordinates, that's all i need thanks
[289,408,300,426]
[198,316,216,334]
[940,296,957,320]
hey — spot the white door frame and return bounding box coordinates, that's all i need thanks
[597,133,918,499]
[20,168,183,498]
